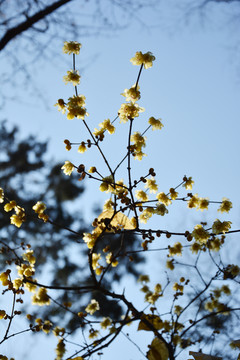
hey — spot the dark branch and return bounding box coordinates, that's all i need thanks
[0,0,74,51]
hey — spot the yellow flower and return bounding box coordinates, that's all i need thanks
[18,263,35,278]
[55,339,66,360]
[121,85,140,103]
[61,161,74,176]
[83,232,98,249]
[130,51,155,69]
[190,242,202,254]
[198,197,209,211]
[139,208,154,223]
[156,192,171,206]
[130,131,147,160]
[10,214,23,227]
[99,119,115,134]
[22,250,36,264]
[92,253,101,270]
[191,224,210,244]
[148,117,163,130]
[53,326,65,337]
[63,41,82,55]
[32,288,50,306]
[221,285,231,295]
[183,176,194,190]
[138,274,150,283]
[0,271,10,286]
[174,305,183,316]
[54,99,66,113]
[89,329,99,339]
[212,219,232,234]
[169,188,178,200]
[103,199,114,211]
[66,95,88,120]
[88,166,96,173]
[173,283,184,293]
[155,203,168,216]
[63,70,80,86]
[100,317,112,329]
[4,200,16,212]
[0,188,4,203]
[0,310,6,319]
[187,194,199,209]
[118,102,144,123]
[42,320,53,334]
[168,242,182,256]
[85,299,100,315]
[166,259,175,270]
[99,175,114,193]
[32,201,46,214]
[218,197,232,213]
[145,177,158,193]
[78,142,87,153]
[135,190,148,202]
[13,278,23,290]
[106,252,118,267]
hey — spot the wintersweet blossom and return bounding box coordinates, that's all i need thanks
[155,203,168,216]
[32,201,46,214]
[145,177,158,193]
[187,194,199,209]
[65,95,88,120]
[85,299,100,315]
[121,85,140,103]
[183,176,194,190]
[198,197,209,211]
[61,161,74,176]
[78,142,87,153]
[218,197,232,213]
[212,219,232,234]
[169,188,178,200]
[130,51,155,69]
[118,102,144,123]
[156,192,172,206]
[100,317,112,329]
[0,188,4,203]
[0,310,6,319]
[135,190,148,202]
[63,41,82,55]
[191,224,210,244]
[63,70,80,86]
[148,117,163,130]
[92,253,101,270]
[83,232,98,249]
[32,288,50,306]
[55,99,66,113]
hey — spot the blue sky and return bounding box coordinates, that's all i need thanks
[1,1,240,359]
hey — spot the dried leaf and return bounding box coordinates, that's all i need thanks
[147,337,169,360]
[189,351,222,360]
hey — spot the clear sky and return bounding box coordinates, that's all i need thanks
[1,1,240,359]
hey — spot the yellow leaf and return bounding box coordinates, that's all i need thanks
[95,210,135,232]
[138,314,163,331]
[189,351,222,360]
[147,337,169,360]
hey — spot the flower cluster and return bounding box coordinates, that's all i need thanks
[32,201,49,222]
[4,200,26,228]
